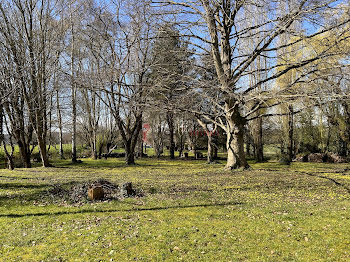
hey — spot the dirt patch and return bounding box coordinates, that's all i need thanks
[46,179,143,204]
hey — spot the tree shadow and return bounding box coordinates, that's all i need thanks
[0,201,243,218]
[0,183,50,190]
[303,172,350,194]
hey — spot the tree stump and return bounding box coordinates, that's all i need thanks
[120,182,136,197]
[88,184,104,200]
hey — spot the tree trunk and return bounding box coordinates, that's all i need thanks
[18,139,31,168]
[56,90,65,159]
[1,107,15,170]
[287,105,294,161]
[207,134,214,163]
[254,117,264,162]
[120,115,143,165]
[196,119,216,163]
[338,134,347,156]
[213,141,218,159]
[37,135,50,167]
[90,132,97,160]
[71,85,77,163]
[166,111,175,159]
[246,131,251,157]
[178,146,183,158]
[125,144,135,165]
[71,12,77,163]
[225,102,249,170]
[2,142,15,170]
[7,158,15,170]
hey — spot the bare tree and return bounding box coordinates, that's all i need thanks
[0,0,69,167]
[85,0,155,165]
[156,0,350,169]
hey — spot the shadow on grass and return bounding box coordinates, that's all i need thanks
[51,157,216,169]
[55,161,168,169]
[0,183,50,189]
[0,201,242,218]
[303,172,350,194]
[0,175,36,180]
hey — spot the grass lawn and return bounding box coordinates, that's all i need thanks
[0,158,349,261]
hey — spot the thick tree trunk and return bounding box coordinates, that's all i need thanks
[125,144,135,165]
[226,127,249,169]
[225,102,249,170]
[17,139,31,168]
[166,111,175,159]
[120,115,142,165]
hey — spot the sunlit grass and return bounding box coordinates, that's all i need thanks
[0,157,349,261]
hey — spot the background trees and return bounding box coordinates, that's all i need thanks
[0,0,349,169]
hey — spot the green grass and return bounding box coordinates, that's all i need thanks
[0,158,349,261]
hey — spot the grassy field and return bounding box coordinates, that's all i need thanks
[0,157,349,261]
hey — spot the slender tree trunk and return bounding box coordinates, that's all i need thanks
[93,133,98,160]
[287,105,294,161]
[213,140,218,159]
[37,135,50,167]
[207,134,214,163]
[0,106,10,169]
[71,85,77,163]
[1,107,15,170]
[2,141,15,170]
[197,119,217,163]
[56,90,64,159]
[178,137,184,158]
[71,9,77,163]
[342,102,350,156]
[4,148,15,170]
[0,105,3,150]
[254,117,264,162]
[246,131,251,157]
[166,111,175,159]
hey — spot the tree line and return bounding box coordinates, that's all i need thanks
[0,0,349,170]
